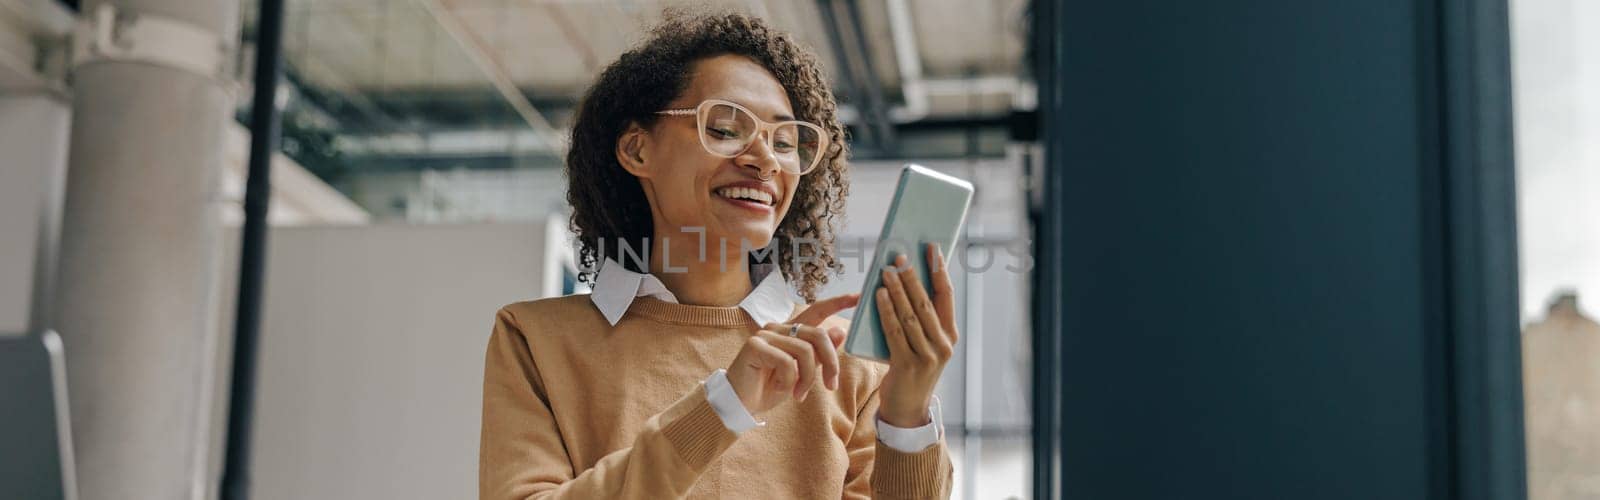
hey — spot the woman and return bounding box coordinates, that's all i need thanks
[480,11,958,499]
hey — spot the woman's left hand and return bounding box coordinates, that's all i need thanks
[874,242,959,428]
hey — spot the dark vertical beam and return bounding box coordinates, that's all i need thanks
[1029,0,1062,497]
[221,0,286,498]
[1432,0,1527,497]
[1415,1,1455,497]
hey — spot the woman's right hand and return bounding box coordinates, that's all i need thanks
[726,294,859,415]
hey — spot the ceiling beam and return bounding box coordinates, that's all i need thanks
[817,0,895,150]
[416,0,563,152]
[883,0,926,122]
[540,3,595,72]
[841,0,896,147]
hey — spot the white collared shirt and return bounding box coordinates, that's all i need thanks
[588,257,942,452]
[590,257,794,328]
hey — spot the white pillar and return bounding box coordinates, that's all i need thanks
[53,1,239,498]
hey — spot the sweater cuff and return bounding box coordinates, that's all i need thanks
[659,384,741,471]
[871,438,951,499]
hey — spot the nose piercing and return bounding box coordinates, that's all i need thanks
[758,170,774,181]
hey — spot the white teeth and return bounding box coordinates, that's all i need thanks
[715,186,774,205]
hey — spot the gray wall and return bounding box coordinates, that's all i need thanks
[0,95,71,336]
[210,222,551,499]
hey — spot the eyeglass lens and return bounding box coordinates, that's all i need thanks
[700,102,822,173]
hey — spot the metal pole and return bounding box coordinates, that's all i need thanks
[221,0,286,497]
[1028,0,1062,497]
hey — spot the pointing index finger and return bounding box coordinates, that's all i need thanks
[791,293,860,326]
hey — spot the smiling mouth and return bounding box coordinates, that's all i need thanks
[714,186,777,207]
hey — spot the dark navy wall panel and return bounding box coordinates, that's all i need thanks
[1049,1,1437,498]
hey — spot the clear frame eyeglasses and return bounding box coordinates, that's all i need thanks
[655,99,829,175]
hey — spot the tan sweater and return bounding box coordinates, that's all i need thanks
[479,294,954,499]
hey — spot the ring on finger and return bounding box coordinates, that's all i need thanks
[788,324,801,337]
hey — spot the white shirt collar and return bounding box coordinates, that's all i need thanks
[589,257,797,327]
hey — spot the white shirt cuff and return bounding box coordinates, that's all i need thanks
[875,394,943,453]
[704,369,764,434]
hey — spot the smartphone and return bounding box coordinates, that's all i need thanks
[843,164,974,361]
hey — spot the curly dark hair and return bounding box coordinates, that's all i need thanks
[564,10,850,302]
